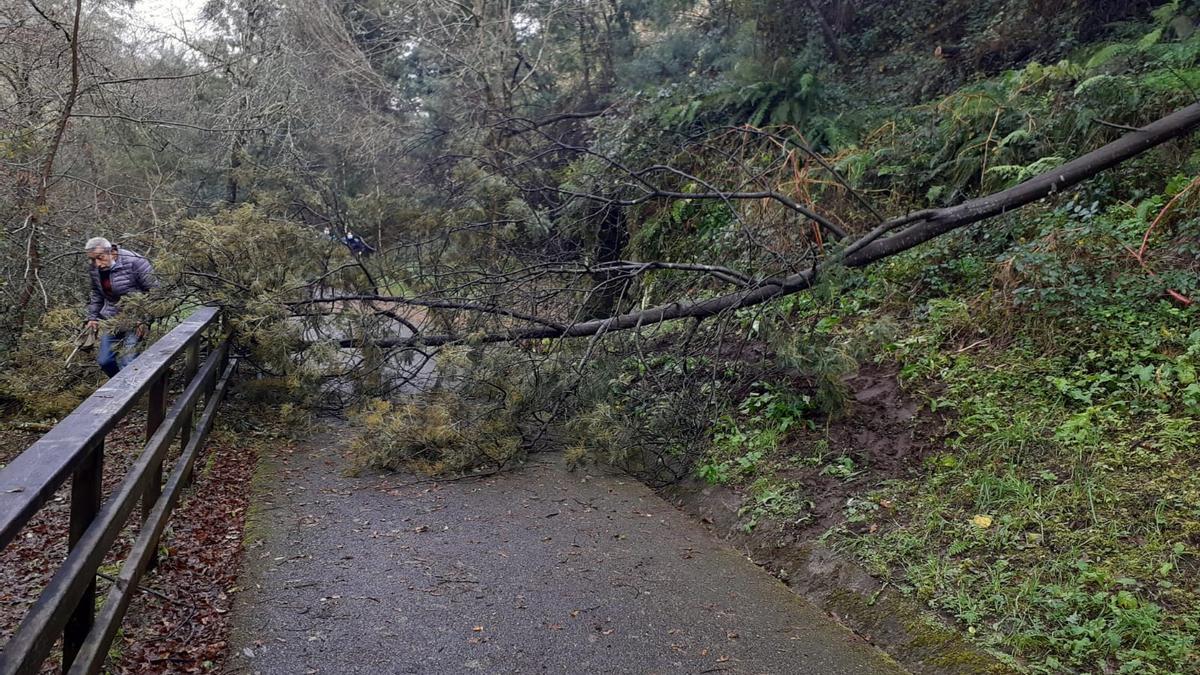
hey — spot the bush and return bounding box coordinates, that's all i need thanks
[0,308,101,418]
[349,394,522,475]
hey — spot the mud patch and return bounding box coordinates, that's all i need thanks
[828,364,947,470]
[757,364,952,541]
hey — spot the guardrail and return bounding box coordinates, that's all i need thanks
[0,306,236,674]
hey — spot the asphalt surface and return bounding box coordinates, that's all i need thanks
[225,433,905,675]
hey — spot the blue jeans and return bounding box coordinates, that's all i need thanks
[98,331,141,377]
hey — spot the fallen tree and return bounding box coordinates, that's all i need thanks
[318,101,1200,349]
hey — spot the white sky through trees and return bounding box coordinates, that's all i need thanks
[112,0,208,43]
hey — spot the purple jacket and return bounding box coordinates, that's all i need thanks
[86,248,158,320]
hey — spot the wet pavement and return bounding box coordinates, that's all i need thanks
[226,433,906,674]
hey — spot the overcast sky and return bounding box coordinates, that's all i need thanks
[113,0,208,42]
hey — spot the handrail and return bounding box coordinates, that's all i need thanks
[71,359,236,675]
[0,306,236,674]
[0,307,219,549]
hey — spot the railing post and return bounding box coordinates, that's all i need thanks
[179,339,200,489]
[142,373,168,570]
[63,441,103,671]
[220,311,231,370]
[212,311,230,397]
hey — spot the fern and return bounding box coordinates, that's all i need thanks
[665,59,827,142]
[1150,0,1183,26]
[984,156,1065,189]
[947,538,973,557]
[1085,43,1130,70]
[997,128,1034,150]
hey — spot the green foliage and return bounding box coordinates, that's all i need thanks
[820,182,1200,672]
[827,23,1200,214]
[714,61,819,128]
[349,394,522,475]
[0,308,101,418]
[348,342,582,474]
[819,455,862,481]
[154,205,368,397]
[696,381,820,485]
[738,385,815,434]
[566,345,729,485]
[738,478,813,531]
[653,50,853,150]
[776,330,857,415]
[629,198,735,265]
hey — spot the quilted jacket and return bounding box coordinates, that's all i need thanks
[86,248,158,320]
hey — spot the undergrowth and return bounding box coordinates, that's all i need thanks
[823,197,1200,672]
[341,7,1200,672]
[680,181,1200,673]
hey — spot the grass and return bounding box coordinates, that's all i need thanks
[821,240,1200,673]
[681,190,1200,672]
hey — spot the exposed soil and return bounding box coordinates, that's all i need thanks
[782,364,950,540]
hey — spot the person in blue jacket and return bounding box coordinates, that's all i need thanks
[83,237,158,376]
[343,231,376,256]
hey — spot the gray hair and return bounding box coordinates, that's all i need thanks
[84,237,112,253]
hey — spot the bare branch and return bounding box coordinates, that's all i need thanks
[349,101,1200,348]
[68,113,267,133]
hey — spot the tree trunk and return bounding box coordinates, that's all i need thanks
[351,101,1200,348]
[805,0,847,64]
[14,0,84,334]
[583,203,630,319]
[227,135,242,204]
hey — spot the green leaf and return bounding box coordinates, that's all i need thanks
[799,72,815,95]
[1138,28,1163,50]
[1178,362,1197,385]
[1085,44,1127,70]
[997,128,1033,148]
[1115,590,1138,609]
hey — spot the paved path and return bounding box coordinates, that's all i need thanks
[226,433,905,674]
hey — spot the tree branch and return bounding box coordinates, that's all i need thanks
[68,113,266,133]
[290,295,568,332]
[350,101,1200,349]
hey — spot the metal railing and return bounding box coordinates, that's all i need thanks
[0,306,236,675]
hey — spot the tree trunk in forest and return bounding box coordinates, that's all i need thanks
[578,16,592,97]
[473,0,519,152]
[227,137,242,204]
[14,0,84,334]
[805,0,847,64]
[225,0,269,205]
[583,203,630,319]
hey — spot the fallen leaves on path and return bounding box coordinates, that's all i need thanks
[0,418,257,674]
[112,434,256,673]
